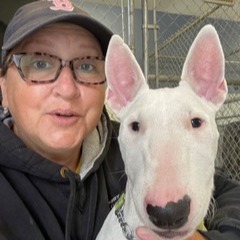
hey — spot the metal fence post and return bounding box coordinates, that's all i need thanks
[142,0,149,81]
[128,0,135,54]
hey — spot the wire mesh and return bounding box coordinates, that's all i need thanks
[146,0,240,182]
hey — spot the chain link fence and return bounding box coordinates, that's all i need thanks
[144,0,240,182]
[73,0,240,182]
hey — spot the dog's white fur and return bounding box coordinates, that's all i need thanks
[97,25,227,240]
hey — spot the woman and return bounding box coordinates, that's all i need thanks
[0,1,239,240]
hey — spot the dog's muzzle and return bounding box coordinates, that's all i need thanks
[146,194,191,229]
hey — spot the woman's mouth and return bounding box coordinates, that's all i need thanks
[49,109,80,125]
[55,112,74,117]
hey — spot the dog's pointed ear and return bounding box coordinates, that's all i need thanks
[181,24,228,110]
[105,35,148,117]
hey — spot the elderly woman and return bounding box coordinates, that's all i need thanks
[0,1,239,240]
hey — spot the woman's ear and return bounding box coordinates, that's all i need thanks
[0,73,8,107]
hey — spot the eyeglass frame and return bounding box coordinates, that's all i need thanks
[3,52,106,85]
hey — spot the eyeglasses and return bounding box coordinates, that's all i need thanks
[6,52,106,85]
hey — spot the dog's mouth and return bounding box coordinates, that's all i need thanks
[154,229,188,239]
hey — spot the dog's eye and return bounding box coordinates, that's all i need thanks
[191,118,202,128]
[131,121,140,131]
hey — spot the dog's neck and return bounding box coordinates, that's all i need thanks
[115,184,144,239]
[115,192,135,239]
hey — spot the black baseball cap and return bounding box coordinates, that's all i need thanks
[1,0,113,65]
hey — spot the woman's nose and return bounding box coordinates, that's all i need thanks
[52,66,80,99]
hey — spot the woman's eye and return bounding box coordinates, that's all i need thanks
[191,118,202,128]
[130,121,140,132]
[32,60,50,70]
[79,63,94,72]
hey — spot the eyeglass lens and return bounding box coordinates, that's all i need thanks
[12,53,106,85]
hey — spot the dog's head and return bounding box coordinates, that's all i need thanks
[105,25,227,239]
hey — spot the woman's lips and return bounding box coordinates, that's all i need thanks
[48,109,81,125]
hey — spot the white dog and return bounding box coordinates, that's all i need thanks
[97,25,228,240]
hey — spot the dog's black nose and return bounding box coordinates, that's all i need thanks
[146,194,191,229]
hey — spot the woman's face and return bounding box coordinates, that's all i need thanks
[0,23,106,169]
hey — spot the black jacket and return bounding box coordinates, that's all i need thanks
[0,110,239,240]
